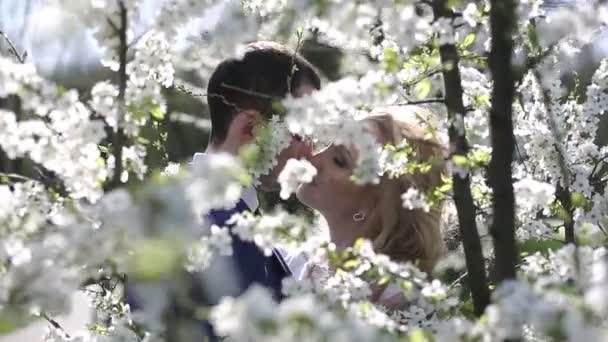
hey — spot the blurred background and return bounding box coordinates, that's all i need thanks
[1,0,607,340]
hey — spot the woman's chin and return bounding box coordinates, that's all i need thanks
[295,183,317,208]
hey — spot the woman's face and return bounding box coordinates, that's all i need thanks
[296,121,380,217]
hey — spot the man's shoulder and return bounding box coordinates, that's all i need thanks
[206,199,249,227]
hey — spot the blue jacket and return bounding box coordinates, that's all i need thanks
[126,198,291,339]
[199,198,291,302]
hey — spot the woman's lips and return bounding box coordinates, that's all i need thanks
[308,176,318,187]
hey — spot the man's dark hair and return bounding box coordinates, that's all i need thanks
[207,41,321,144]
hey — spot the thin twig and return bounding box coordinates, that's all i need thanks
[172,80,245,114]
[127,29,151,49]
[589,154,608,179]
[0,172,35,183]
[0,30,26,63]
[105,16,119,33]
[448,271,468,291]
[404,69,443,88]
[42,313,70,338]
[395,98,445,106]
[287,29,305,94]
[220,82,281,100]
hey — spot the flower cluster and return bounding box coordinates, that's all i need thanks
[210,285,394,342]
[283,73,391,184]
[247,116,292,184]
[227,208,311,256]
[401,188,431,212]
[0,57,108,201]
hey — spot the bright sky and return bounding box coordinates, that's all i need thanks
[0,0,223,75]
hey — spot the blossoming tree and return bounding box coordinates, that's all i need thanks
[1,0,607,341]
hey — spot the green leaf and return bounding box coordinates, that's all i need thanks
[342,259,359,270]
[409,328,431,342]
[414,79,432,99]
[353,238,366,250]
[150,105,165,120]
[382,47,402,73]
[378,275,391,286]
[475,94,491,107]
[570,192,589,210]
[452,155,468,167]
[56,85,66,97]
[270,100,287,118]
[0,310,37,335]
[527,24,540,50]
[469,149,491,167]
[128,239,182,281]
[0,316,18,335]
[461,33,476,49]
[98,145,110,154]
[136,136,150,145]
[239,143,261,170]
[519,238,564,256]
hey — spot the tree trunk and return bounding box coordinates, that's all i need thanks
[431,0,490,317]
[488,0,518,282]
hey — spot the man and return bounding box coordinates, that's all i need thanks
[194,41,320,302]
[127,41,321,339]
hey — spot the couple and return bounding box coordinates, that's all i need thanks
[129,41,446,339]
[198,41,446,324]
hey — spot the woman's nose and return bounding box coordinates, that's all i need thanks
[307,151,325,171]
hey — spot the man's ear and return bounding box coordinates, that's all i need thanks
[231,110,261,143]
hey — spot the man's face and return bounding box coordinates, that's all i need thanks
[257,83,316,192]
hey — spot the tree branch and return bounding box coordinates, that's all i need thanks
[395,98,445,106]
[0,30,27,63]
[532,68,576,245]
[555,182,576,244]
[488,0,518,284]
[110,1,129,188]
[42,313,70,338]
[0,172,35,183]
[431,0,490,317]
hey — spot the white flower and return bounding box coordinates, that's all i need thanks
[249,116,292,184]
[208,225,233,256]
[278,158,317,199]
[433,17,455,45]
[401,188,430,212]
[210,285,277,340]
[513,178,555,213]
[241,0,286,17]
[161,162,181,176]
[185,239,213,272]
[131,31,175,88]
[516,220,552,240]
[462,3,479,27]
[188,152,244,215]
[421,279,447,300]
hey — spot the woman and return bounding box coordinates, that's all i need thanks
[289,105,447,308]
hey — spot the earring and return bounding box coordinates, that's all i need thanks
[353,211,366,222]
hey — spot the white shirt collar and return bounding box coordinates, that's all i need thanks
[191,152,259,212]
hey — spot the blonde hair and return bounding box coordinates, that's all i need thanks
[360,106,447,274]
